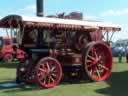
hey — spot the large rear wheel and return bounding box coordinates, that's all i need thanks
[82,42,112,81]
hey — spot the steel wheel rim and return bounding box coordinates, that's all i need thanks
[36,57,62,88]
[84,42,112,81]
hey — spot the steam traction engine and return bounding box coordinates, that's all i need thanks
[0,15,121,88]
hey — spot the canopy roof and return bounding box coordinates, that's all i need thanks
[0,15,121,31]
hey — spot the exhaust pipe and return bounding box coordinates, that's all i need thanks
[36,0,43,17]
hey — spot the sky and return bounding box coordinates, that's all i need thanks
[0,0,128,42]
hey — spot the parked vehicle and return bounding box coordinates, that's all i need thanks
[0,37,25,62]
[0,0,121,88]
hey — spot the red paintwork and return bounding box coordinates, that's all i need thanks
[1,45,13,55]
[59,54,82,66]
[83,42,112,81]
[13,49,25,60]
[36,57,62,88]
[0,37,25,61]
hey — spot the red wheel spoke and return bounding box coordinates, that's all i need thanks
[46,62,50,71]
[50,66,56,72]
[89,69,93,75]
[87,55,95,60]
[51,73,57,77]
[39,68,46,72]
[49,75,55,82]
[94,51,98,59]
[52,70,57,73]
[98,64,109,71]
[98,56,101,61]
[86,59,92,63]
[37,73,41,76]
[87,63,94,68]
[95,67,101,79]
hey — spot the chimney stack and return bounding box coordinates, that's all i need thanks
[36,0,43,17]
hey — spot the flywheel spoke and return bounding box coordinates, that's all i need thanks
[46,62,50,71]
[95,67,101,79]
[39,68,46,72]
[51,73,57,77]
[87,55,95,60]
[49,75,55,82]
[87,63,94,68]
[50,66,56,72]
[86,59,92,63]
[98,64,109,71]
[94,51,98,58]
[89,69,93,75]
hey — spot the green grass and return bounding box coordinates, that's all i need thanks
[0,57,128,96]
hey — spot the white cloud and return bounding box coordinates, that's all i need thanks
[100,8,128,17]
[84,14,97,20]
[16,5,36,16]
[19,5,36,12]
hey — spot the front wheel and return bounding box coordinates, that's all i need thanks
[35,57,62,88]
[3,53,13,62]
[82,42,112,81]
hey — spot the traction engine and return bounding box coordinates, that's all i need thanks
[0,0,121,88]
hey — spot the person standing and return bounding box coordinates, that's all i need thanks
[125,47,128,63]
[118,51,122,63]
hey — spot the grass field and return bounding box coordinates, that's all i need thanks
[0,57,128,96]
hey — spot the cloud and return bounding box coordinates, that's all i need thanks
[100,8,128,17]
[84,14,97,20]
[16,5,36,16]
[19,5,36,12]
